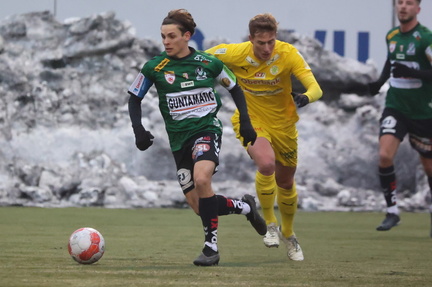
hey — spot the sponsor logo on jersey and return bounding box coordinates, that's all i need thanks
[396,53,405,60]
[181,81,194,88]
[255,72,265,78]
[195,66,207,80]
[246,56,259,66]
[194,54,212,64]
[132,73,144,94]
[183,73,189,79]
[241,66,250,73]
[166,87,217,120]
[407,43,415,56]
[387,29,399,41]
[213,48,227,54]
[155,58,170,72]
[399,45,404,52]
[164,71,175,84]
[266,54,280,65]
[240,77,281,86]
[389,41,396,53]
[270,66,279,75]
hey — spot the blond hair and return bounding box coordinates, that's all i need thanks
[249,13,278,37]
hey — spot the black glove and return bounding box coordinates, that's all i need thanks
[392,62,415,78]
[291,92,309,108]
[239,119,257,147]
[367,81,382,96]
[132,125,154,151]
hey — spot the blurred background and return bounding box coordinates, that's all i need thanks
[0,0,430,210]
[2,0,432,68]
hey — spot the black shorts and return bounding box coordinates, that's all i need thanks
[379,108,432,158]
[173,132,221,194]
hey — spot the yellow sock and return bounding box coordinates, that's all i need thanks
[277,184,298,238]
[255,171,277,225]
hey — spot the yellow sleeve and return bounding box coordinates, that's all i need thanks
[299,74,323,103]
[205,44,227,60]
[205,45,218,54]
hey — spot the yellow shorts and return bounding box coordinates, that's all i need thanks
[231,115,298,167]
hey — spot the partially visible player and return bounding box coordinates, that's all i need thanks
[206,13,322,260]
[127,9,266,266]
[367,0,432,234]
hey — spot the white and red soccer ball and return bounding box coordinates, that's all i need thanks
[68,227,105,264]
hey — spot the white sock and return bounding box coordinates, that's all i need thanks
[387,205,399,215]
[241,203,251,215]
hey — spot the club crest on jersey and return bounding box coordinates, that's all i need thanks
[270,66,279,75]
[195,66,207,80]
[389,41,396,53]
[165,71,175,84]
[413,31,421,41]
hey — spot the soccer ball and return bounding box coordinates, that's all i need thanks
[68,227,105,264]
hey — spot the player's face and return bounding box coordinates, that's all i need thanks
[396,0,420,24]
[249,31,276,61]
[161,24,191,58]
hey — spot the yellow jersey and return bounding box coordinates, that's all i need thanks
[206,40,321,129]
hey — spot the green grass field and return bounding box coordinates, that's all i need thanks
[0,207,431,287]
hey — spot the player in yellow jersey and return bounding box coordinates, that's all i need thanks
[206,13,322,261]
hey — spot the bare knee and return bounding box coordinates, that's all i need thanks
[193,174,211,191]
[275,165,296,189]
[257,161,276,176]
[276,179,294,190]
[379,150,394,167]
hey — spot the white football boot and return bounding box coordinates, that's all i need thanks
[280,233,304,261]
[263,223,280,248]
